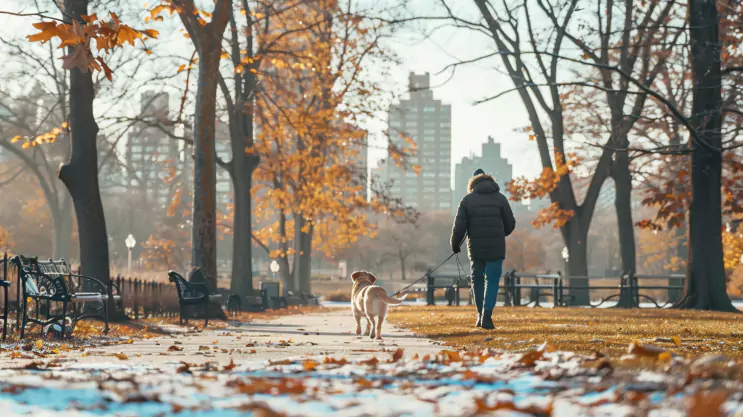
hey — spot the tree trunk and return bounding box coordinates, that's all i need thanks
[562,218,589,306]
[675,0,735,311]
[278,210,294,296]
[293,215,312,294]
[190,38,221,293]
[59,0,111,311]
[228,159,258,298]
[298,223,313,294]
[613,151,637,307]
[399,250,407,281]
[669,135,687,302]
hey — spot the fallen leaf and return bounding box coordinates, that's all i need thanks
[359,357,379,366]
[168,345,183,352]
[22,361,45,370]
[355,377,373,389]
[628,340,667,359]
[688,390,728,417]
[516,349,544,367]
[114,353,128,360]
[302,359,319,371]
[223,359,236,371]
[390,348,404,362]
[176,362,192,374]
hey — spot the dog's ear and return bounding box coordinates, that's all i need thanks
[367,273,377,284]
[351,271,363,281]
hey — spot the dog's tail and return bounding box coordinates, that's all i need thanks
[383,293,408,305]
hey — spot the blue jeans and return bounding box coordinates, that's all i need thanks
[471,259,503,311]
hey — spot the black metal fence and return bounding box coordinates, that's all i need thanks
[423,269,688,309]
[111,275,180,319]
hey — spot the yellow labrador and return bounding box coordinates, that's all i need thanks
[351,270,407,340]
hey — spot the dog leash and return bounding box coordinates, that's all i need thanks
[390,252,457,297]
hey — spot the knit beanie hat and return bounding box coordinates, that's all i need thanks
[473,168,485,177]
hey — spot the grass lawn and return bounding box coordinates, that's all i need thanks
[387,305,743,358]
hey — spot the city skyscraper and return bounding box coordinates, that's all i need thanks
[378,72,452,213]
[453,136,514,213]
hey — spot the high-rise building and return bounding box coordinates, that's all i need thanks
[126,91,180,208]
[378,72,452,213]
[453,136,514,212]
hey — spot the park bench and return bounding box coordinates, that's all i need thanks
[1,254,10,340]
[12,256,118,339]
[168,269,222,326]
[505,272,562,307]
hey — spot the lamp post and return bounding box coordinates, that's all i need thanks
[125,234,136,272]
[270,260,279,280]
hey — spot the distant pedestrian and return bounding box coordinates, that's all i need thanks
[451,168,516,329]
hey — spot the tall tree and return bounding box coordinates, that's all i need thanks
[543,0,680,283]
[468,0,609,305]
[254,0,412,294]
[676,0,734,310]
[629,0,742,310]
[151,0,232,296]
[19,1,158,313]
[0,88,73,260]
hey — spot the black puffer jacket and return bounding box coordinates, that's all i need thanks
[451,174,516,261]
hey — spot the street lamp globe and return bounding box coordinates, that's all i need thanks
[270,260,280,273]
[561,247,569,261]
[125,234,136,250]
[740,253,743,265]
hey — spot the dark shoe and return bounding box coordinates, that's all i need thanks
[481,310,494,329]
[475,313,482,328]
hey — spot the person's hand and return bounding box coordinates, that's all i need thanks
[452,245,461,254]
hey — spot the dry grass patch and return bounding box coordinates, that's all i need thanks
[387,306,743,358]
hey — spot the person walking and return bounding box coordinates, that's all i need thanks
[451,168,516,329]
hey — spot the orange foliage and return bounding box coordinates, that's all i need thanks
[252,1,407,259]
[507,151,577,200]
[9,122,68,150]
[636,228,685,274]
[140,236,184,271]
[26,13,157,79]
[531,202,575,230]
[506,150,581,229]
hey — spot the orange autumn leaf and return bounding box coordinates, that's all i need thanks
[688,390,728,417]
[354,377,373,389]
[27,13,158,77]
[302,359,319,371]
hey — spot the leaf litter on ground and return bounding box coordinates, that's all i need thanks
[0,341,741,416]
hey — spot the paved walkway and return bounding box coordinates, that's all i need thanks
[0,307,442,368]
